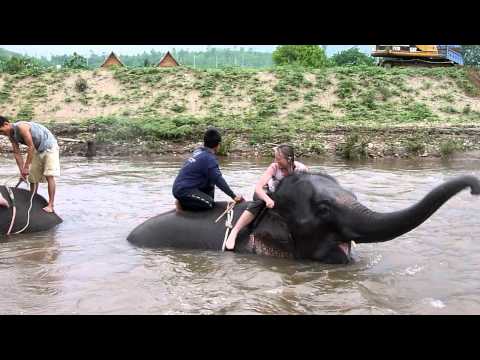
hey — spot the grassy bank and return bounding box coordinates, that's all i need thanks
[1,65,480,159]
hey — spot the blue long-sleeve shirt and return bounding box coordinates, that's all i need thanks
[172,147,236,199]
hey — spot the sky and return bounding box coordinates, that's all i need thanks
[0,45,374,58]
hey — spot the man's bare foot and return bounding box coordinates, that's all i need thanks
[175,200,183,213]
[0,195,9,208]
[43,206,54,213]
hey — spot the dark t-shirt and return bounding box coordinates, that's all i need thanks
[172,147,236,199]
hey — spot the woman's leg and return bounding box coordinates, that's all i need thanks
[225,209,255,250]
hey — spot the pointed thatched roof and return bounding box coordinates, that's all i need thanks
[157,51,180,67]
[100,51,125,68]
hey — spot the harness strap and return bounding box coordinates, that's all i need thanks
[6,187,16,236]
[220,202,235,251]
[3,181,37,236]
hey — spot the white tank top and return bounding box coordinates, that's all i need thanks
[267,161,308,192]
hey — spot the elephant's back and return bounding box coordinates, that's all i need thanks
[0,187,62,234]
[127,201,249,250]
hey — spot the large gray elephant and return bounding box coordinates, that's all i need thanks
[0,186,62,236]
[127,173,480,264]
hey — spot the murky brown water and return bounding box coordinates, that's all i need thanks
[1,152,479,314]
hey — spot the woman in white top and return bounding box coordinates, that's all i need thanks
[225,144,308,250]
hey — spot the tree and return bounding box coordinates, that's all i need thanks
[272,45,328,68]
[63,52,88,69]
[330,47,375,66]
[462,45,480,66]
[0,56,42,74]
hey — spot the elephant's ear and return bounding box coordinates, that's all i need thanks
[251,210,294,250]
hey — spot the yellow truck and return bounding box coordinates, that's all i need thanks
[371,45,464,67]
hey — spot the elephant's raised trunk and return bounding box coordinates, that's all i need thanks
[342,175,480,244]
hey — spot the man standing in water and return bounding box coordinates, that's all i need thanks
[0,116,60,213]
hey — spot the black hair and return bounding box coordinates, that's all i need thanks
[275,144,295,173]
[0,115,10,127]
[204,127,222,148]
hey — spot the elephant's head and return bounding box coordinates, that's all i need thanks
[271,173,480,264]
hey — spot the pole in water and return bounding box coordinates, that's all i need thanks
[86,140,96,157]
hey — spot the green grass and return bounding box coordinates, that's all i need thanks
[0,78,14,103]
[404,137,426,155]
[439,139,465,157]
[336,132,369,160]
[17,103,34,119]
[2,65,480,157]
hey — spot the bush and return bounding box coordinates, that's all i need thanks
[63,53,88,69]
[273,46,328,68]
[0,56,45,76]
[405,138,426,155]
[171,104,187,113]
[336,133,369,160]
[75,78,88,93]
[440,139,464,157]
[331,47,376,66]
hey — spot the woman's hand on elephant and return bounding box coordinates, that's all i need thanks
[234,195,245,203]
[266,198,275,208]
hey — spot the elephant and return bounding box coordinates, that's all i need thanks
[0,186,63,236]
[127,173,480,264]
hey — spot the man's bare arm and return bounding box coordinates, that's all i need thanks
[17,124,35,172]
[9,138,24,172]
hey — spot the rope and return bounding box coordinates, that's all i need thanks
[4,177,36,236]
[221,205,234,252]
[13,181,36,234]
[215,202,236,252]
[214,201,236,223]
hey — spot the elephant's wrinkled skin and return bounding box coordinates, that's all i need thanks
[127,173,480,264]
[0,186,62,236]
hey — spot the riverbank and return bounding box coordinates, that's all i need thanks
[1,65,480,159]
[2,122,480,160]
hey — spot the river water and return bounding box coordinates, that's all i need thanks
[1,153,479,314]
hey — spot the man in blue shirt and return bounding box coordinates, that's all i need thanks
[173,127,244,211]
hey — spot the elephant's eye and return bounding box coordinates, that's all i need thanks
[316,202,330,215]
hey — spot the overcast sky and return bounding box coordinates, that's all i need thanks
[0,45,374,58]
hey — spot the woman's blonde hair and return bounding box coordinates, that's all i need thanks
[274,144,295,174]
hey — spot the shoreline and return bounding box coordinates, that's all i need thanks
[2,123,480,160]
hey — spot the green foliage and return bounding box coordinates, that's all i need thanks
[171,104,187,113]
[0,78,14,103]
[17,103,34,119]
[303,139,326,155]
[0,56,46,76]
[439,105,459,114]
[28,84,48,99]
[45,48,273,69]
[273,46,328,68]
[330,47,375,66]
[405,137,426,155]
[439,139,464,157]
[336,132,369,160]
[217,135,233,156]
[63,52,88,69]
[87,116,205,142]
[335,79,356,98]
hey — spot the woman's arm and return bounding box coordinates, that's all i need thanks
[254,164,275,207]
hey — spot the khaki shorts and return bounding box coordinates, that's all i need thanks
[27,146,61,183]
